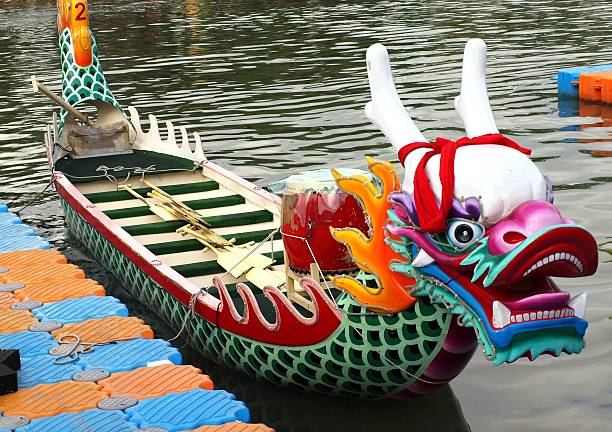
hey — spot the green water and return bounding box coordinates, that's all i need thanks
[1,0,611,430]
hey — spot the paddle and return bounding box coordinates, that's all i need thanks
[118,185,179,221]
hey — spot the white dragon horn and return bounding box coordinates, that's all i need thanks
[454,39,499,138]
[365,43,428,152]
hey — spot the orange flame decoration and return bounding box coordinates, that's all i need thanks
[57,0,93,67]
[330,157,416,313]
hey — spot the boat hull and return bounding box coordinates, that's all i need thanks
[56,179,479,398]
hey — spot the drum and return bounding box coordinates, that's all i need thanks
[280,169,370,274]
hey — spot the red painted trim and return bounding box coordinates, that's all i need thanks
[54,168,342,346]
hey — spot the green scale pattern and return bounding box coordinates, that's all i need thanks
[58,28,122,131]
[61,199,452,398]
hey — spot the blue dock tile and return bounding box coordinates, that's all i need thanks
[14,409,138,432]
[0,212,21,225]
[17,355,83,388]
[0,236,50,253]
[77,338,182,373]
[0,224,36,238]
[0,332,57,358]
[557,64,612,98]
[32,296,129,324]
[125,389,250,431]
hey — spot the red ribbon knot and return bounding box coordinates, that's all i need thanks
[397,133,532,233]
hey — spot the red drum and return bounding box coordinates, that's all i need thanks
[281,169,370,274]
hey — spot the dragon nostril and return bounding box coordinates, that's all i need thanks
[503,231,527,244]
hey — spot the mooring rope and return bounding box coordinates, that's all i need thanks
[13,175,56,216]
[52,333,137,364]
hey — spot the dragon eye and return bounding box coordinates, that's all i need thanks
[446,219,485,249]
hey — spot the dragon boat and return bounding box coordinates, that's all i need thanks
[40,0,598,399]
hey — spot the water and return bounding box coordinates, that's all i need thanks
[1,0,611,430]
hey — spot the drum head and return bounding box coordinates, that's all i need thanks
[282,168,371,194]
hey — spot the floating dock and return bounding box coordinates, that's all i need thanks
[0,202,274,432]
[556,65,612,102]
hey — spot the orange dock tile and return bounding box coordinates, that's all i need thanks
[579,71,612,102]
[0,381,107,419]
[188,423,275,432]
[0,309,38,334]
[13,278,106,303]
[602,75,612,105]
[99,364,214,399]
[0,291,15,309]
[0,264,85,284]
[0,249,67,268]
[51,316,154,343]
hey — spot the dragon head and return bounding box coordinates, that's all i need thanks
[333,39,598,365]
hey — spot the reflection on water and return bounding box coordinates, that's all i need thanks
[1,0,611,430]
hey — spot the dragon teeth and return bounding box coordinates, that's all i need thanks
[567,292,587,318]
[411,249,435,268]
[492,305,579,329]
[492,301,511,329]
[522,252,584,277]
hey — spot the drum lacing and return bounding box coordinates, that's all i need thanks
[278,228,338,307]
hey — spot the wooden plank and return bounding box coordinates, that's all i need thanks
[159,239,285,266]
[105,194,246,220]
[95,187,237,212]
[85,181,219,204]
[122,210,273,236]
[186,265,285,290]
[76,170,208,195]
[114,203,262,227]
[201,162,282,217]
[146,229,282,256]
[132,221,280,246]
[171,250,285,278]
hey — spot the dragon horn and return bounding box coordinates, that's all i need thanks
[454,38,499,138]
[364,43,428,153]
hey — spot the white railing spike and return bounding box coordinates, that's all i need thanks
[179,126,193,158]
[147,114,160,140]
[193,131,205,162]
[165,120,176,150]
[127,106,143,135]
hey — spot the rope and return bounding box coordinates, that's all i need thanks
[166,228,281,343]
[61,165,202,182]
[52,334,137,364]
[219,228,279,280]
[279,229,337,306]
[14,176,56,216]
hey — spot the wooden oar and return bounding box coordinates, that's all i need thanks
[194,237,252,278]
[142,180,210,225]
[177,225,233,249]
[118,185,179,221]
[225,244,273,270]
[245,267,286,290]
[180,225,272,270]
[32,75,95,126]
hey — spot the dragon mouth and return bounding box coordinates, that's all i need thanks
[387,198,598,364]
[416,224,598,364]
[453,274,585,330]
[482,225,598,287]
